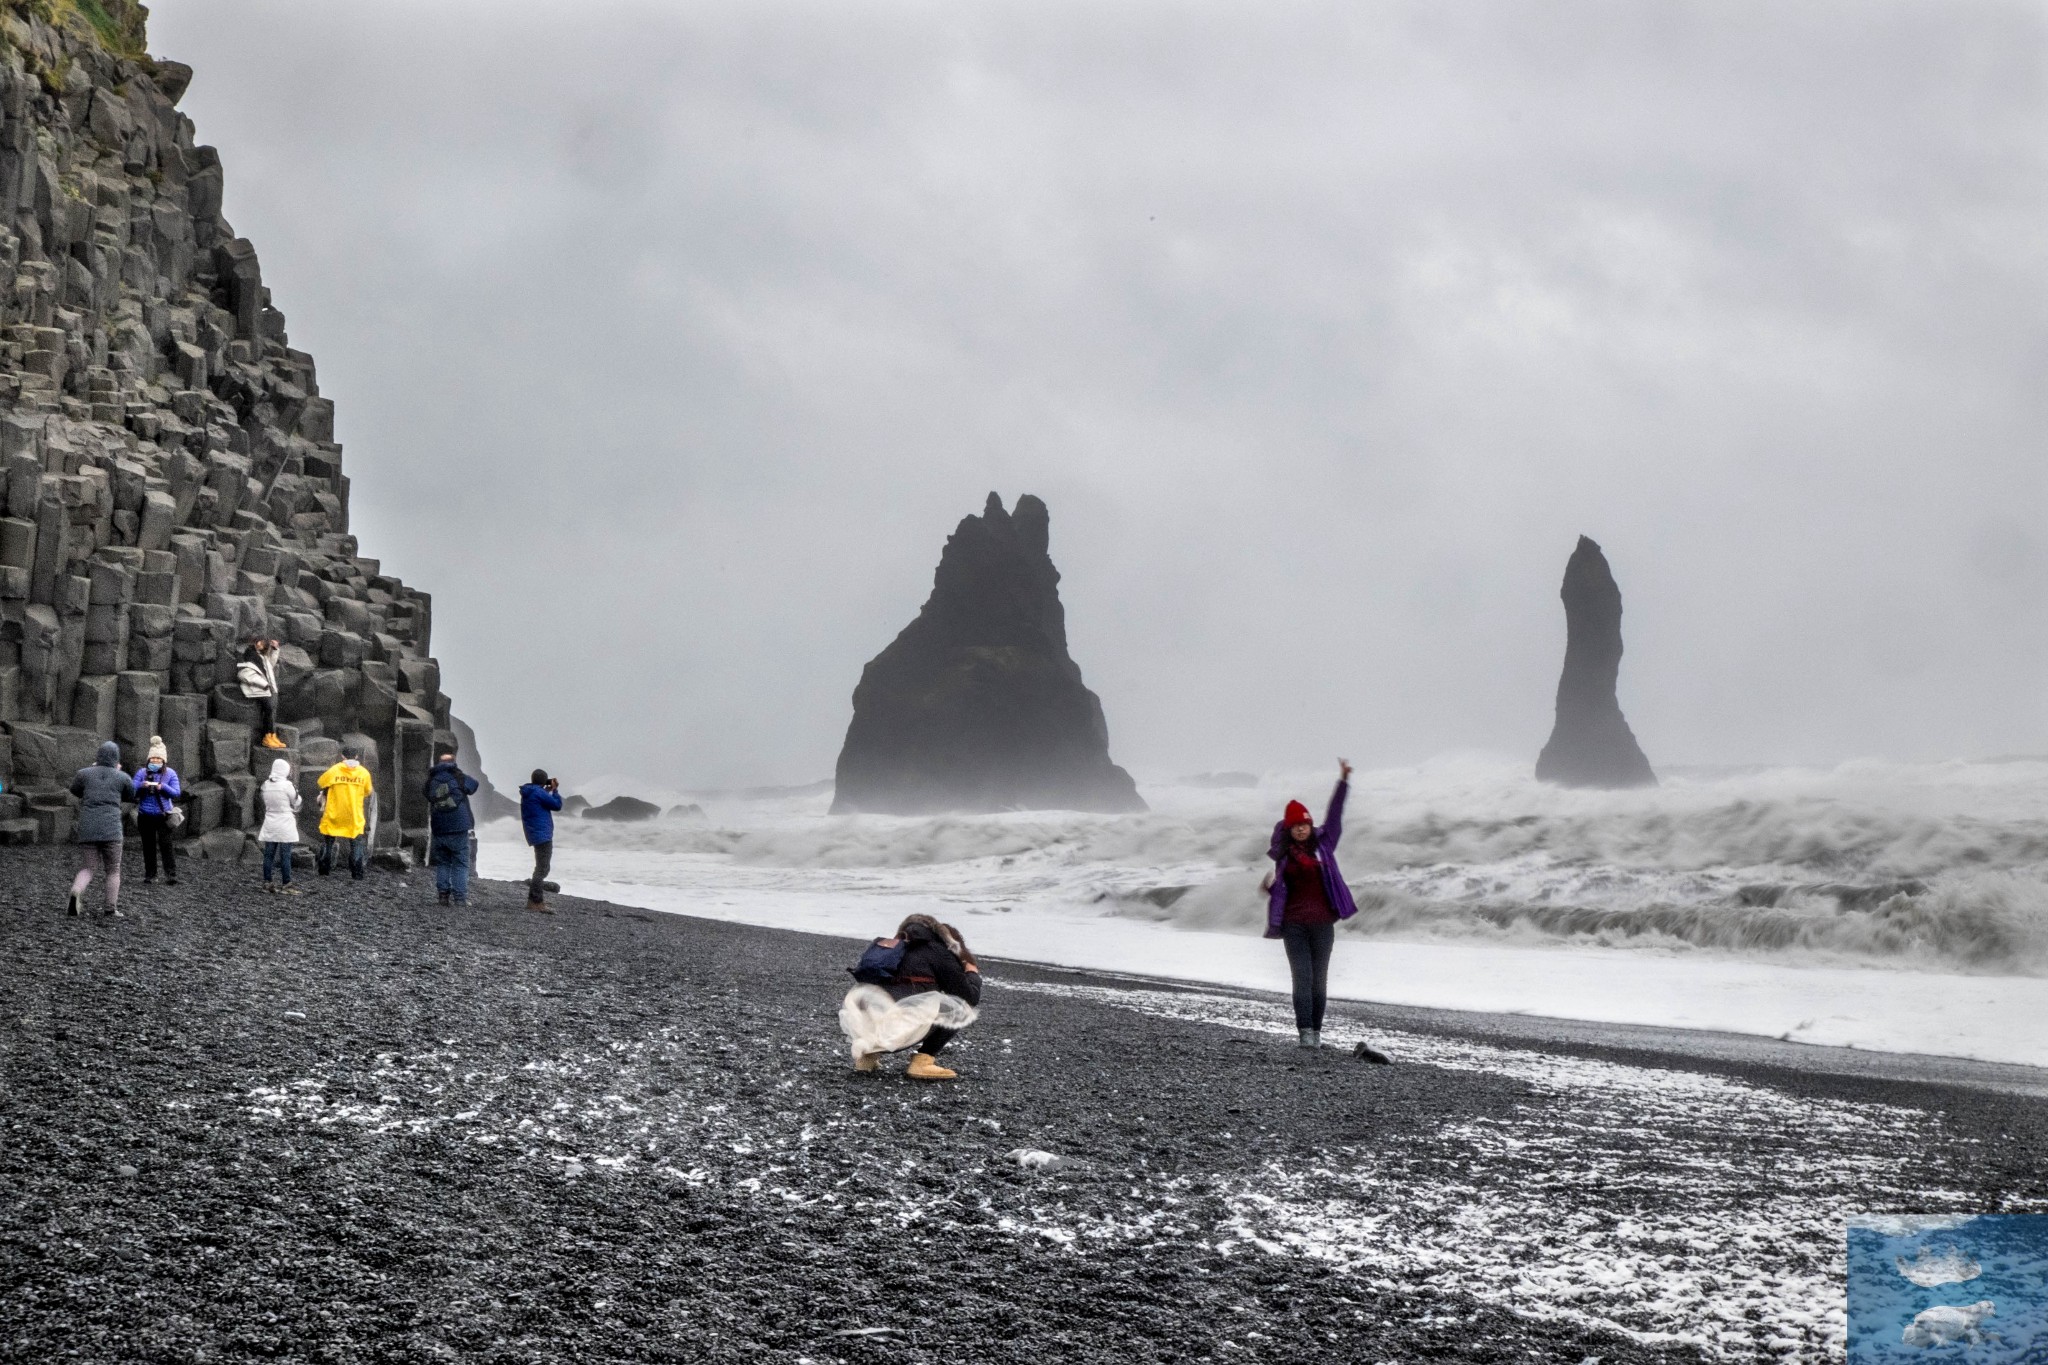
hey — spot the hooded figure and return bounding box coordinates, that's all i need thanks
[71,741,132,844]
[258,756,305,891]
[67,741,134,916]
[259,757,303,844]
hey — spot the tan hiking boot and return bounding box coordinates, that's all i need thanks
[526,898,553,914]
[906,1053,956,1081]
[853,1051,881,1073]
[261,732,287,749]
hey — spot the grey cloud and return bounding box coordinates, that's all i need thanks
[152,0,2046,784]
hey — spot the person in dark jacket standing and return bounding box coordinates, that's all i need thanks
[423,745,480,907]
[885,915,983,1080]
[132,735,182,885]
[1264,760,1387,1060]
[519,770,564,913]
[69,741,135,917]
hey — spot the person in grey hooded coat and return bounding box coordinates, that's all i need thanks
[69,741,134,917]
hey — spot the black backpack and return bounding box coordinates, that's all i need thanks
[429,770,467,814]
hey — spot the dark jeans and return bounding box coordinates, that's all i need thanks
[528,840,552,900]
[1281,921,1336,1031]
[318,834,367,879]
[137,812,177,879]
[262,841,293,884]
[431,832,470,901]
[918,1025,958,1058]
[256,694,277,736]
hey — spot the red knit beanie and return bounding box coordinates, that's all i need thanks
[1283,800,1311,827]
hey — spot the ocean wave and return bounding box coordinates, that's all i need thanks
[533,756,2048,974]
[1111,872,2048,974]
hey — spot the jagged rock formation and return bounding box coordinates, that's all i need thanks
[0,3,478,855]
[832,492,1144,815]
[1535,536,1656,789]
[583,795,658,823]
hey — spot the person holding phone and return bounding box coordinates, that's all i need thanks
[519,769,565,913]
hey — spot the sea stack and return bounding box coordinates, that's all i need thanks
[1535,536,1656,789]
[0,6,484,856]
[832,493,1145,815]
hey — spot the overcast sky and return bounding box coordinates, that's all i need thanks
[151,0,2045,787]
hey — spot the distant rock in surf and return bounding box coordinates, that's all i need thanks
[583,795,660,823]
[1535,536,1656,789]
[561,794,590,818]
[832,493,1145,815]
[1182,772,1259,789]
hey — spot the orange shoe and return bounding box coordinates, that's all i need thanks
[906,1053,956,1081]
[261,732,287,749]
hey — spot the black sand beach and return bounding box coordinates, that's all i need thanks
[2,847,2042,1363]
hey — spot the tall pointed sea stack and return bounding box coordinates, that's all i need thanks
[1535,536,1656,788]
[833,493,1145,815]
[0,6,482,853]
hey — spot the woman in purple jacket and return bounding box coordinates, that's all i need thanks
[1266,760,1389,1060]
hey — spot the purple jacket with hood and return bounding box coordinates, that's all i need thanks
[1265,779,1357,938]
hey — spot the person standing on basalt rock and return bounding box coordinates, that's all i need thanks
[424,746,480,907]
[316,744,375,880]
[238,638,288,751]
[68,742,135,918]
[1264,760,1388,1060]
[520,770,564,913]
[257,757,304,895]
[132,737,182,886]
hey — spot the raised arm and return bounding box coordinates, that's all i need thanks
[1320,760,1353,850]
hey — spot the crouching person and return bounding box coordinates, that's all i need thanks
[838,915,983,1081]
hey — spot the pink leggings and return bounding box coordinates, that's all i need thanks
[72,841,122,909]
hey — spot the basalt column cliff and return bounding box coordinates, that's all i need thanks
[1535,535,1656,789]
[0,3,481,854]
[833,493,1145,815]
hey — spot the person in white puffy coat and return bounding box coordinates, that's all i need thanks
[257,757,304,894]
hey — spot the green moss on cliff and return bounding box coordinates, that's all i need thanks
[2,0,149,58]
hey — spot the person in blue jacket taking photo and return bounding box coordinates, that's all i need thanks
[520,770,564,914]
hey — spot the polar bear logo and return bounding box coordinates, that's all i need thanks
[1900,1300,1995,1348]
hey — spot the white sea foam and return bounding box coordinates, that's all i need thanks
[516,756,2048,975]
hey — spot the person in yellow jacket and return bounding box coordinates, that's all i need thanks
[316,742,377,880]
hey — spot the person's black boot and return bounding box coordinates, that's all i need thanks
[437,890,452,906]
[1354,1042,1393,1064]
[65,891,81,917]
